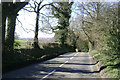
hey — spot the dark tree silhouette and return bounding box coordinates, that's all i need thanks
[2,2,29,53]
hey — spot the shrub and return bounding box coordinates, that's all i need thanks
[91,50,98,55]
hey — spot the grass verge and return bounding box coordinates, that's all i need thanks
[3,43,74,74]
[90,50,120,78]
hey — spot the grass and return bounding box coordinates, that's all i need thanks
[91,50,120,78]
[15,40,27,43]
[14,40,33,49]
[104,66,120,78]
[3,40,74,73]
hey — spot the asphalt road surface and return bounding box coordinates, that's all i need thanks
[2,52,100,79]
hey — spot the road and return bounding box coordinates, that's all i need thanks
[2,52,100,79]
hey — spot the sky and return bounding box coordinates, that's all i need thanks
[15,0,77,39]
[16,0,56,39]
[15,0,119,39]
[16,9,56,39]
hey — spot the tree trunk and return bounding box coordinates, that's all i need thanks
[118,1,120,51]
[2,13,6,54]
[96,2,100,20]
[2,2,8,54]
[33,12,40,48]
[4,2,28,52]
[5,13,17,52]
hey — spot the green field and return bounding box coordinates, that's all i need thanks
[14,40,33,49]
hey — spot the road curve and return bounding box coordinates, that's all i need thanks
[2,52,100,79]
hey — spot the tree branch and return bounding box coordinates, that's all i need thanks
[23,8,36,12]
[81,4,94,19]
[14,2,30,13]
[16,17,34,33]
[38,3,53,11]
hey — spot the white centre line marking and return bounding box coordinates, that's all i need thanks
[42,52,77,79]
[59,60,68,67]
[74,53,78,56]
[42,69,56,79]
[70,57,74,59]
[59,63,64,67]
[65,61,68,63]
[42,60,69,79]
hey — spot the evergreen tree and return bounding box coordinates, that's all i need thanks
[52,2,73,45]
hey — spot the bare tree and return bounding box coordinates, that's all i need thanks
[24,0,53,48]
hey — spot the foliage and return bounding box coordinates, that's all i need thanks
[91,50,98,55]
[76,39,89,52]
[104,66,120,78]
[14,40,21,48]
[81,2,120,78]
[54,29,68,44]
[3,1,120,78]
[52,2,73,44]
[3,42,74,73]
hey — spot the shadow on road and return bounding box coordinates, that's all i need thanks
[43,62,96,65]
[3,53,100,79]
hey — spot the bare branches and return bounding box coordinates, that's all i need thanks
[39,3,53,11]
[83,20,93,25]
[23,8,35,12]
[81,4,94,19]
[40,13,56,33]
[23,2,37,13]
[23,0,53,14]
[16,17,34,33]
[40,13,54,18]
[50,3,63,15]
